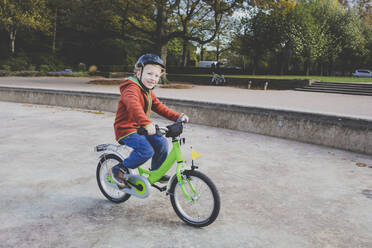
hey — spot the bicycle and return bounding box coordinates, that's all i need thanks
[95,122,220,227]
[210,72,226,86]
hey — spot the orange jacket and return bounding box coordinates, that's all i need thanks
[114,76,181,141]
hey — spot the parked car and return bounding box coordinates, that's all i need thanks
[352,69,372,78]
[198,61,218,68]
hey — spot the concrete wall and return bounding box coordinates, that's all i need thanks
[1,86,371,155]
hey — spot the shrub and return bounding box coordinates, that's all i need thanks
[78,62,86,72]
[1,65,11,71]
[39,64,51,72]
[0,70,8,76]
[88,65,98,75]
[14,71,38,76]
[3,56,30,71]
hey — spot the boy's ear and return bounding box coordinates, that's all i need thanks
[136,68,142,77]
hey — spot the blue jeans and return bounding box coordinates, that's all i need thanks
[119,133,168,170]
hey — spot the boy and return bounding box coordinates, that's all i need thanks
[111,54,189,187]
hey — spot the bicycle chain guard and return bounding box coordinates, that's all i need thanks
[121,174,151,198]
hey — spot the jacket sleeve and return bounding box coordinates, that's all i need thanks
[121,84,152,127]
[151,91,181,122]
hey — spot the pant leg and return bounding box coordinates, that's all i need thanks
[145,134,169,171]
[119,133,154,169]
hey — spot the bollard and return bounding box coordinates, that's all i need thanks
[264,82,268,91]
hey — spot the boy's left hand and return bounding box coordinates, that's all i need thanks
[177,114,189,123]
[145,123,156,135]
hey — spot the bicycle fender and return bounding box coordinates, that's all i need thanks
[98,152,137,175]
[98,150,126,162]
[166,173,178,194]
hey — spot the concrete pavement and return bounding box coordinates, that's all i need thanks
[1,101,372,248]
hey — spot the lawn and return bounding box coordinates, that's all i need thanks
[179,74,372,83]
[226,75,372,83]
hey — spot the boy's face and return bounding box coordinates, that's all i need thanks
[137,64,163,89]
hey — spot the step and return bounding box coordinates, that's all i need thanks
[310,83,372,89]
[302,86,372,94]
[311,82,372,88]
[294,88,372,96]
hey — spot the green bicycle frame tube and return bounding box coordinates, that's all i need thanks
[137,139,193,201]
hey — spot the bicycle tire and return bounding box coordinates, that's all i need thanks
[169,170,220,227]
[96,154,131,203]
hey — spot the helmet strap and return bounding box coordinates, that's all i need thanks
[137,65,150,92]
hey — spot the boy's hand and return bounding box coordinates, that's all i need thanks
[145,123,156,135]
[177,114,189,123]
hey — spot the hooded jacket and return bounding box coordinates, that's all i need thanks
[114,76,181,141]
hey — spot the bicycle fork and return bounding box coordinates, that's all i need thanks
[174,162,200,202]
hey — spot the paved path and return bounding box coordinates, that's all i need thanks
[0,77,372,120]
[0,101,372,248]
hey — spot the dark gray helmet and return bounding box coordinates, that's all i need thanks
[135,54,165,69]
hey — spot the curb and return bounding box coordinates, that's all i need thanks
[1,86,371,155]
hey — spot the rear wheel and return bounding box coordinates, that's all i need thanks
[169,170,220,227]
[96,154,131,203]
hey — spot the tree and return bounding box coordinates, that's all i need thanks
[124,0,242,65]
[356,0,372,25]
[289,0,367,75]
[0,0,51,54]
[46,0,73,54]
[238,1,296,74]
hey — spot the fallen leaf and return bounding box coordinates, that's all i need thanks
[356,162,367,167]
[160,84,194,89]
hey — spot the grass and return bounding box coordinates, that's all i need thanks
[175,74,372,83]
[160,84,194,89]
[88,79,195,89]
[88,79,122,85]
[227,75,372,83]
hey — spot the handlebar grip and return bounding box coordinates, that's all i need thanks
[137,127,148,135]
[137,125,163,136]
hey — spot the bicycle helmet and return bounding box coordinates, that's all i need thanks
[135,54,165,70]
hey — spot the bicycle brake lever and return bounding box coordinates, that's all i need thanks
[155,124,163,137]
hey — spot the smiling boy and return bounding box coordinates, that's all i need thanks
[111,54,189,187]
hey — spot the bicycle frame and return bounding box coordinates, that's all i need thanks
[137,138,197,202]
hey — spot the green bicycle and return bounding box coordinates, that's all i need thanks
[95,122,220,227]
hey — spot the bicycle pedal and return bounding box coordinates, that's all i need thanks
[152,184,167,192]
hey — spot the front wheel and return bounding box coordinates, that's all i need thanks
[169,170,220,227]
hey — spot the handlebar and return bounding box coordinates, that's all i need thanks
[137,125,168,137]
[137,121,184,138]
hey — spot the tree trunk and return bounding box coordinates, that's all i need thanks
[305,59,310,76]
[200,45,204,61]
[182,39,188,67]
[252,56,257,75]
[10,28,16,54]
[52,7,58,53]
[158,42,169,84]
[159,42,168,66]
[216,43,220,61]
